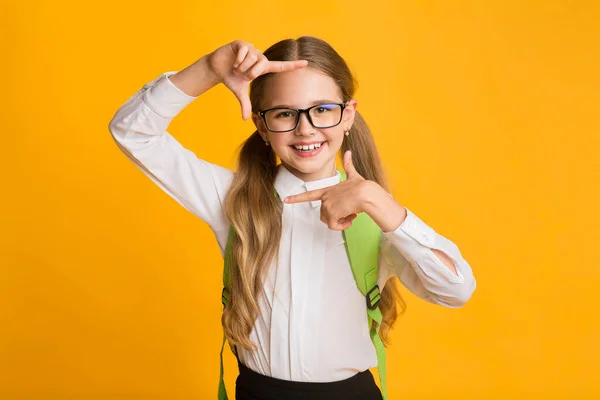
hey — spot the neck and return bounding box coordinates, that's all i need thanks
[281,161,337,182]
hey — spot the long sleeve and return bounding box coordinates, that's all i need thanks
[379,207,476,308]
[108,72,234,254]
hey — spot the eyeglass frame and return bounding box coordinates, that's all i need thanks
[256,102,348,133]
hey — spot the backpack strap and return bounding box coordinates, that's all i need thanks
[339,170,388,400]
[218,170,388,400]
[218,227,235,400]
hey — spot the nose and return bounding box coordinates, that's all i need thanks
[295,112,315,136]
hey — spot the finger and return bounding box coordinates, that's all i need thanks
[343,150,358,178]
[235,81,251,120]
[236,51,260,74]
[338,220,354,230]
[233,45,249,68]
[244,56,270,81]
[344,213,358,224]
[337,213,357,225]
[320,211,327,225]
[330,218,353,231]
[284,188,327,204]
[265,59,309,73]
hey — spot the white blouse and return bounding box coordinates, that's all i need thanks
[108,71,476,382]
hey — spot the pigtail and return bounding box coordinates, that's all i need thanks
[341,111,406,345]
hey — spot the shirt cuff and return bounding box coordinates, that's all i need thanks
[384,207,436,246]
[142,71,198,119]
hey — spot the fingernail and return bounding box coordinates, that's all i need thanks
[284,197,289,203]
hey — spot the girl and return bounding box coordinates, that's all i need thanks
[109,37,476,400]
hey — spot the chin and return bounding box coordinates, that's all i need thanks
[284,160,313,172]
[283,156,335,177]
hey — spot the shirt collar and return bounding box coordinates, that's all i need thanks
[274,164,341,208]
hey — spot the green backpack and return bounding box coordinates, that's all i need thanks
[218,170,389,400]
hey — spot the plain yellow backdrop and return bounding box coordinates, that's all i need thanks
[1,0,599,398]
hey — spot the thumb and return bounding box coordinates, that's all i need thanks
[343,150,358,178]
[236,82,252,120]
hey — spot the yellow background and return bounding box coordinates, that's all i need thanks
[2,0,599,398]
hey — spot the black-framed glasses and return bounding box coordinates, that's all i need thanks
[257,102,347,133]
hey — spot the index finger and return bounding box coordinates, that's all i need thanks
[266,59,309,73]
[284,187,326,204]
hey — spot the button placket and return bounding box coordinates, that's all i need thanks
[288,200,316,380]
[270,202,294,379]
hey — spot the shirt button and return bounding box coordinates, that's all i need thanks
[422,233,429,243]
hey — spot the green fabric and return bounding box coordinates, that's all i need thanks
[218,334,228,400]
[339,170,388,400]
[218,169,388,400]
[219,229,234,400]
[368,307,388,400]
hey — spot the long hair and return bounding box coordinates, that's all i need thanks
[222,36,406,351]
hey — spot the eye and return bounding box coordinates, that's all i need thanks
[314,104,337,114]
[274,111,294,118]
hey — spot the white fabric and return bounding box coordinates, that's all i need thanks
[108,72,477,382]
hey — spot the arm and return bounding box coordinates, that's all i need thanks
[361,177,475,307]
[281,150,476,306]
[109,42,310,253]
[377,206,476,308]
[108,57,233,253]
[363,186,459,274]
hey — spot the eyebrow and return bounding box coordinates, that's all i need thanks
[268,99,341,109]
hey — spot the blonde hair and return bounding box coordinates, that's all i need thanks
[222,36,405,351]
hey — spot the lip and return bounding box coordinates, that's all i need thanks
[289,141,327,158]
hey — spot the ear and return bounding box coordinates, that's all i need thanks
[251,113,269,141]
[343,99,358,128]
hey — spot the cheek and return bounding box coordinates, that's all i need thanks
[324,130,346,149]
[269,135,288,150]
[269,137,293,160]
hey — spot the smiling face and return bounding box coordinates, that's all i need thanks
[252,67,357,182]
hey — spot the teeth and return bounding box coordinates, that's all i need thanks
[294,142,322,151]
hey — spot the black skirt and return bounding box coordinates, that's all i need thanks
[235,360,383,400]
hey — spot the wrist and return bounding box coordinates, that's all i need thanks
[169,55,221,98]
[360,180,387,213]
[200,53,223,85]
[196,54,222,86]
[361,181,407,232]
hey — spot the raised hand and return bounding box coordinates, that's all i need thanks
[284,151,373,231]
[206,40,309,120]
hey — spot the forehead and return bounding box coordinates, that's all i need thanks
[262,68,342,109]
